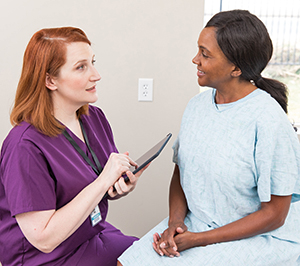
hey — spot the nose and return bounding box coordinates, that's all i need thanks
[91,65,101,82]
[192,52,200,65]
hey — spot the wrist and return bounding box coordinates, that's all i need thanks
[193,230,213,247]
[94,175,112,195]
[168,207,187,227]
[190,232,202,248]
[168,218,185,228]
[168,213,186,226]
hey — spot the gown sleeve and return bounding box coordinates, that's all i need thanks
[254,112,300,203]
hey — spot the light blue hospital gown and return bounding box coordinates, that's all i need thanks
[119,89,300,266]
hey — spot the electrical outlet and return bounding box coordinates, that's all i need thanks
[138,78,153,101]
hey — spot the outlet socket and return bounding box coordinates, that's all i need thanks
[138,78,153,101]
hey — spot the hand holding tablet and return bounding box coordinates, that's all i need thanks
[125,133,172,181]
[104,133,172,198]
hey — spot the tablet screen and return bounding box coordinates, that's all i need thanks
[103,133,172,198]
[130,133,172,175]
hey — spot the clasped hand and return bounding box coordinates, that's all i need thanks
[152,222,197,257]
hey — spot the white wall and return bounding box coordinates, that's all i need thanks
[0,0,204,237]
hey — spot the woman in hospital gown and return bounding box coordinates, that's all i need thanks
[118,10,300,266]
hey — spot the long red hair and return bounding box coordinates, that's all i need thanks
[10,27,91,136]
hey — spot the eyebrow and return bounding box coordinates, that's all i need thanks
[199,45,211,53]
[74,59,88,65]
[74,55,95,66]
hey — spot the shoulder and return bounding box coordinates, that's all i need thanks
[188,89,212,105]
[82,105,111,129]
[82,105,114,137]
[184,89,213,114]
[231,89,290,130]
[2,122,43,150]
[1,122,50,168]
[252,90,291,128]
[246,90,299,148]
[85,104,109,123]
[247,89,283,115]
[88,104,104,115]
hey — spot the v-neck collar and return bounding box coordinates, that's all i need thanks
[64,127,87,153]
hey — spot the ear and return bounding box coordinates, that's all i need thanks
[231,66,242,78]
[45,73,57,91]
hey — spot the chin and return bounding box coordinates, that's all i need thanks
[197,78,205,86]
[198,81,207,87]
[89,95,98,103]
[197,79,212,88]
[90,98,98,104]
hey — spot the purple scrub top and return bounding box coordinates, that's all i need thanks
[0,105,137,266]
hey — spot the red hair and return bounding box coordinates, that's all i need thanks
[10,27,91,136]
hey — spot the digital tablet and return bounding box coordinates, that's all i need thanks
[125,133,172,181]
[103,133,172,198]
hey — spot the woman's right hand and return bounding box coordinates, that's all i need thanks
[152,221,187,257]
[99,152,137,187]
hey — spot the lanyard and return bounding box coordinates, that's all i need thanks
[63,119,103,176]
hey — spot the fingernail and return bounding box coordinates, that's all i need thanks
[173,247,177,251]
[160,243,166,248]
[170,255,174,258]
[160,252,164,256]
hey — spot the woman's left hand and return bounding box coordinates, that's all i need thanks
[154,230,197,257]
[173,230,198,253]
[107,152,149,199]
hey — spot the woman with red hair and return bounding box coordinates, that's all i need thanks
[0,27,145,265]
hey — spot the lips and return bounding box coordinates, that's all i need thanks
[86,86,96,91]
[197,69,205,77]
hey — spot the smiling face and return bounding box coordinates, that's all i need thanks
[192,27,237,90]
[47,42,101,115]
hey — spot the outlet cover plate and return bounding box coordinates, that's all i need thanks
[138,78,153,101]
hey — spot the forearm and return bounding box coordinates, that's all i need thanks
[191,195,292,247]
[152,165,188,257]
[16,176,110,253]
[16,152,136,253]
[168,165,188,225]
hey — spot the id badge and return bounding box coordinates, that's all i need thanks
[90,205,102,227]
